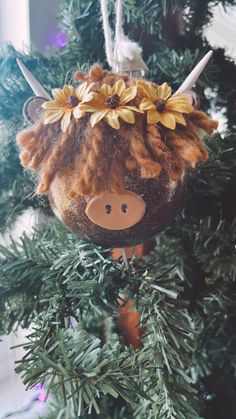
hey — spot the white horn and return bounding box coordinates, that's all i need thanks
[176,50,213,94]
[17,59,51,100]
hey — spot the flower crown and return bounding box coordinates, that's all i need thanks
[42,79,193,133]
[17,51,213,133]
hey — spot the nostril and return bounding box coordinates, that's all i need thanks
[121,203,128,213]
[105,204,112,214]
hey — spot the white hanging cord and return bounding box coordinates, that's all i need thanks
[100,0,148,75]
[100,0,114,68]
[115,0,124,40]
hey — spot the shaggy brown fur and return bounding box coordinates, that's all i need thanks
[17,65,218,197]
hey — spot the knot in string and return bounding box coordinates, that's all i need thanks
[100,0,148,76]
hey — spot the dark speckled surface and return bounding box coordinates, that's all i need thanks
[49,170,186,248]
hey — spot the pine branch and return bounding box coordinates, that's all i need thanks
[0,225,200,417]
[194,283,236,379]
[15,325,146,417]
[135,267,201,418]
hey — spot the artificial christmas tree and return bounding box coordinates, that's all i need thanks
[0,1,236,418]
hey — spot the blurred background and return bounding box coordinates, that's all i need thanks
[0,0,236,418]
[0,2,62,417]
[1,1,236,59]
[0,0,64,54]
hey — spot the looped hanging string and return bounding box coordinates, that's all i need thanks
[100,0,148,76]
[113,0,148,76]
[100,0,114,68]
[115,0,123,42]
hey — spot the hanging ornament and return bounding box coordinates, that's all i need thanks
[16,1,218,247]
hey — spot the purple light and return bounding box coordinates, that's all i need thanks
[35,383,47,402]
[53,32,68,48]
[38,392,47,402]
[45,27,68,48]
[35,383,44,390]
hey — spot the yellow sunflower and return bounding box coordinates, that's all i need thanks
[42,82,93,133]
[79,79,141,129]
[138,81,193,129]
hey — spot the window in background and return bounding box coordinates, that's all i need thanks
[0,0,66,53]
[0,0,30,51]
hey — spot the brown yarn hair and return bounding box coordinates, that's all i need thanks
[17,65,218,197]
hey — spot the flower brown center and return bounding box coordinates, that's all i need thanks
[155,99,166,112]
[67,95,79,108]
[105,93,120,109]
